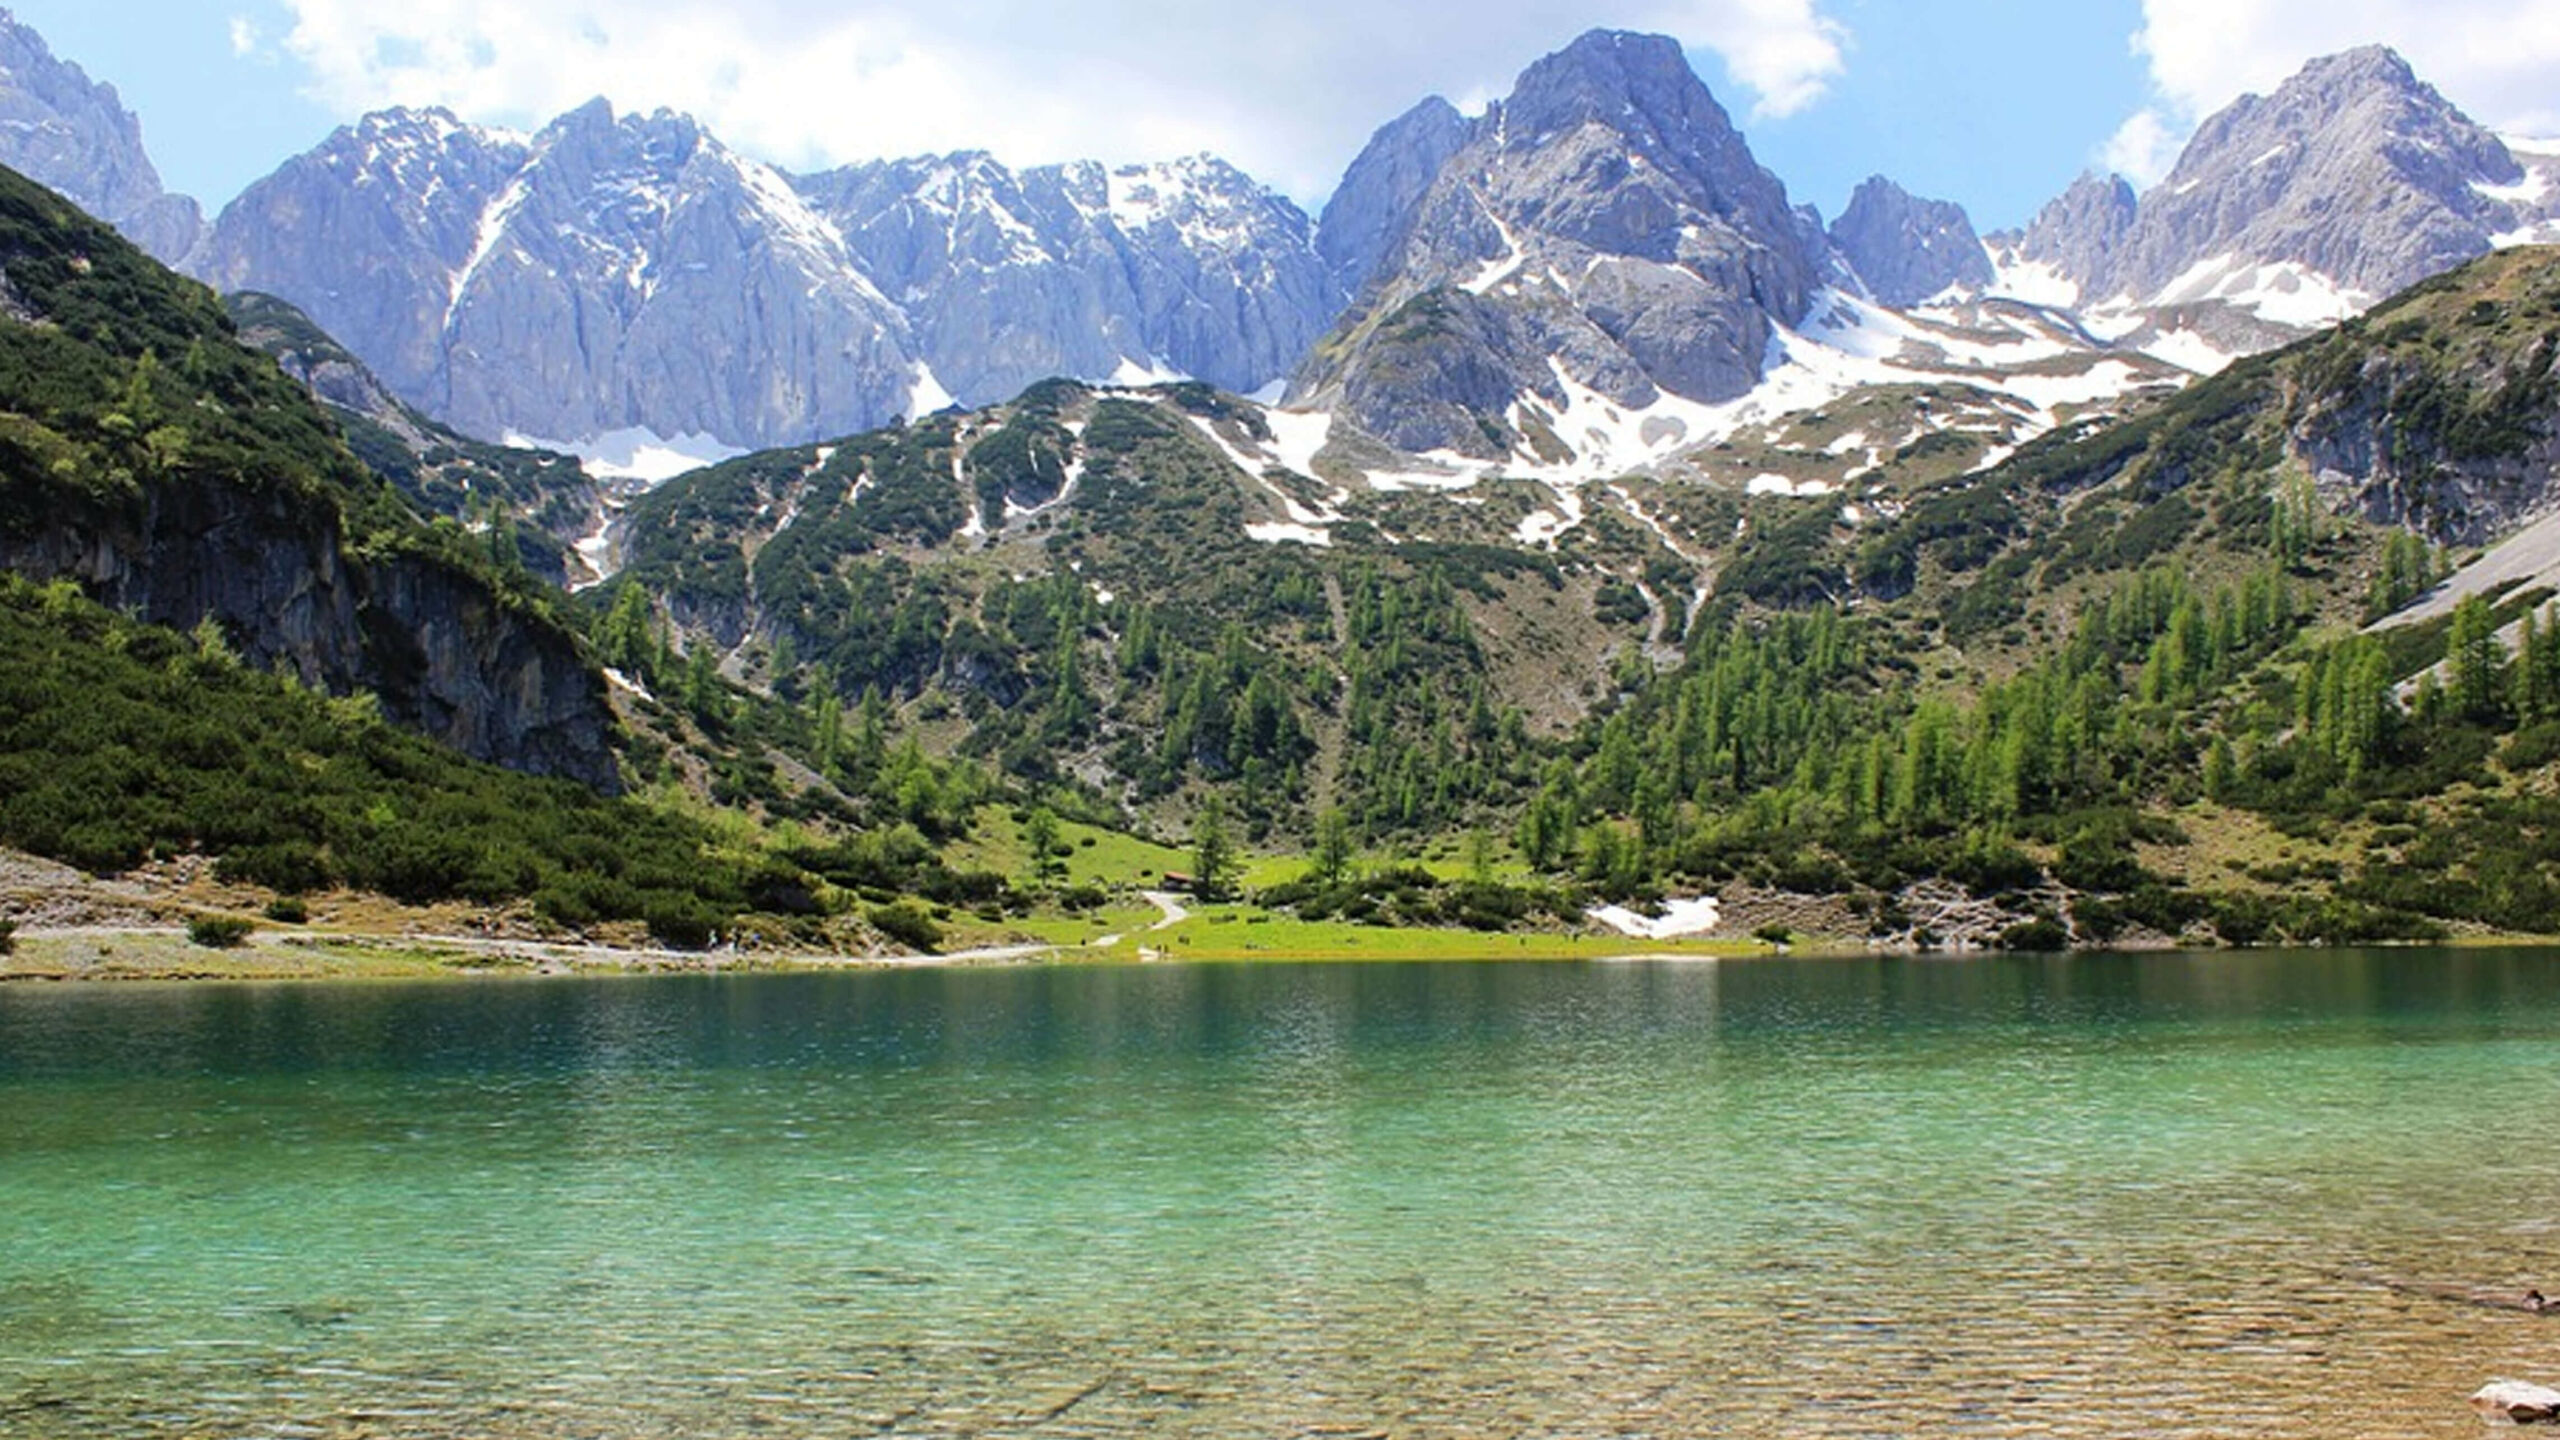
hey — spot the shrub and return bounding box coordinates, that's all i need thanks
[644,904,717,952]
[1753,922,1793,947]
[186,915,253,949]
[0,916,14,955]
[261,897,307,924]
[869,900,942,953]
[1997,917,2069,951]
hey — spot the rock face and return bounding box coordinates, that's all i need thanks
[0,8,198,262]
[197,102,920,451]
[2113,47,2530,303]
[795,150,1341,408]
[2010,47,2560,316]
[197,102,1342,451]
[1828,176,1993,307]
[0,475,621,790]
[1996,173,2139,305]
[1294,29,1822,457]
[1317,97,1475,299]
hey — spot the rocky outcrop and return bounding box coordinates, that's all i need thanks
[1294,29,1821,457]
[1317,97,1475,298]
[0,473,619,791]
[0,8,197,262]
[189,109,536,418]
[797,150,1340,408]
[2470,1380,2560,1424]
[1829,176,1993,307]
[1999,173,2138,304]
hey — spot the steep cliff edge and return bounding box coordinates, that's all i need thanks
[0,165,620,792]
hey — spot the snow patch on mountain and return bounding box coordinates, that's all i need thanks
[907,362,957,419]
[1587,896,1721,939]
[2147,255,2371,328]
[448,176,532,325]
[1110,355,1191,387]
[1244,522,1333,547]
[1509,360,1731,480]
[1263,409,1334,479]
[1984,246,2081,308]
[1747,474,1838,496]
[2135,329,2242,376]
[508,427,746,484]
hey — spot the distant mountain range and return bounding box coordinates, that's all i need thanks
[4,11,2559,481]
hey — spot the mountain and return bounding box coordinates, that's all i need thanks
[1996,47,2560,338]
[1992,173,2137,306]
[194,103,1343,459]
[194,102,921,457]
[1291,29,1822,459]
[1316,96,1475,299]
[0,8,197,262]
[0,162,617,790]
[1828,176,1993,308]
[791,149,1341,409]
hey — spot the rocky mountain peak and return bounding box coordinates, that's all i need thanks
[2163,43,2513,200]
[1992,173,2135,305]
[1829,175,1993,307]
[2022,45,2537,318]
[789,144,1338,412]
[1318,96,1475,298]
[1499,30,1693,135]
[1295,27,1819,459]
[0,7,198,262]
[1489,28,1790,258]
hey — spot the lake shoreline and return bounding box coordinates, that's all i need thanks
[12,916,2529,985]
[0,920,1782,983]
[5,847,2535,985]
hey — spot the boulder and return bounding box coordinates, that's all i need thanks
[2471,1380,2560,1424]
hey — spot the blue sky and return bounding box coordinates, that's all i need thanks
[9,0,2556,233]
[1737,0,2150,231]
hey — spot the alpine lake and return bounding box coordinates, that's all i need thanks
[6,948,2560,1437]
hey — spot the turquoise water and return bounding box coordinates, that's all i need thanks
[6,951,2560,1436]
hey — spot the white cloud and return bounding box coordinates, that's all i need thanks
[1648,0,1846,119]
[2104,0,2560,185]
[2100,108,2180,187]
[267,0,1851,203]
[227,16,260,59]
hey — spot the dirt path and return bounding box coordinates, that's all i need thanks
[1140,891,1190,930]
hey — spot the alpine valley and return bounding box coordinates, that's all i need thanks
[8,11,2560,965]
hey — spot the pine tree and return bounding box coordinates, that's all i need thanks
[1021,806,1062,885]
[1311,806,1355,886]
[2448,593,2505,722]
[1191,795,1235,901]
